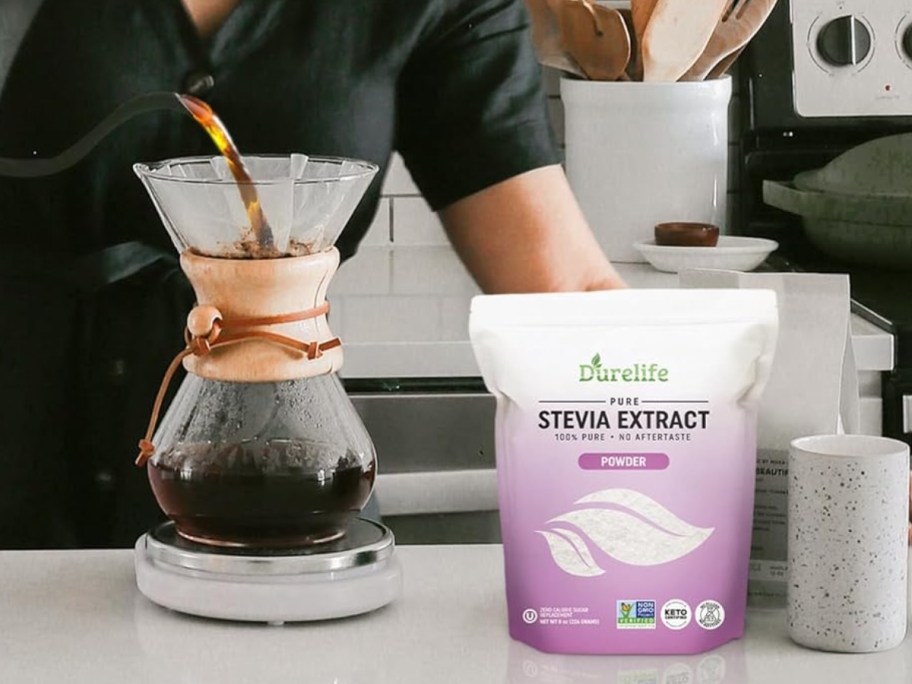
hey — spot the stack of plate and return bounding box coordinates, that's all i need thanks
[763,133,912,270]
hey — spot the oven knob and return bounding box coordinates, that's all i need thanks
[816,15,872,66]
[904,24,912,59]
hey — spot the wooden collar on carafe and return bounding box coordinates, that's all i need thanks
[136,249,343,466]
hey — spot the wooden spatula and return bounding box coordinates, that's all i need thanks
[706,45,746,79]
[641,0,730,82]
[681,0,779,81]
[629,0,660,79]
[556,0,631,81]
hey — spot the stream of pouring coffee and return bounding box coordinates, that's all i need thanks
[176,94,275,250]
[0,91,274,251]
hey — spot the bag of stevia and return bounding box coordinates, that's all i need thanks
[470,289,778,655]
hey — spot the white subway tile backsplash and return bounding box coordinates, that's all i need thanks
[381,153,420,196]
[327,297,346,337]
[391,246,480,296]
[359,198,392,247]
[391,197,449,246]
[340,341,479,378]
[341,295,441,342]
[439,296,473,342]
[329,247,392,297]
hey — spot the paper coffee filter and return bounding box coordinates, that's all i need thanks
[135,155,377,258]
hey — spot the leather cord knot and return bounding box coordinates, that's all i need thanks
[137,439,156,463]
[185,304,223,355]
[136,301,338,467]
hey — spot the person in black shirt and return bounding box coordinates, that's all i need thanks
[0,0,624,548]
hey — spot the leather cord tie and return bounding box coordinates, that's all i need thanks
[136,302,339,467]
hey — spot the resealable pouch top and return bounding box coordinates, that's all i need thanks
[470,289,778,655]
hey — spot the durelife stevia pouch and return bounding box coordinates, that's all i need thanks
[470,290,778,655]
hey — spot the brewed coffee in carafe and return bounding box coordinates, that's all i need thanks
[147,375,376,546]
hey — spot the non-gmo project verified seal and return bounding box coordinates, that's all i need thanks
[616,600,656,630]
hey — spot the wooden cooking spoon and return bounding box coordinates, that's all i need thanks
[525,0,586,77]
[681,0,779,81]
[641,0,730,82]
[556,0,631,81]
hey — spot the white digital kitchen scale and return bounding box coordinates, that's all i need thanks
[135,518,402,623]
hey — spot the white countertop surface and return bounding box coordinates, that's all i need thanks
[1,545,909,684]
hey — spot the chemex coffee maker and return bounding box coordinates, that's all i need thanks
[0,91,400,622]
[132,153,402,623]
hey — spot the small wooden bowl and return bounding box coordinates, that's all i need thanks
[654,222,720,247]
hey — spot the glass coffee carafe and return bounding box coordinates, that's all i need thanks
[135,154,378,548]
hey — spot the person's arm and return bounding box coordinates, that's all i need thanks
[440,164,626,294]
[397,0,620,293]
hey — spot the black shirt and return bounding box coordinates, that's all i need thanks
[0,0,558,548]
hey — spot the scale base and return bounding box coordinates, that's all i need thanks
[135,519,402,623]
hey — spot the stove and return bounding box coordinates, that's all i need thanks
[791,1,912,117]
[738,0,912,445]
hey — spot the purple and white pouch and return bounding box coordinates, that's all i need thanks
[470,289,778,655]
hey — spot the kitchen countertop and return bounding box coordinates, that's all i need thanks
[1,545,909,683]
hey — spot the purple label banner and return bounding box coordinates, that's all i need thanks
[578,453,669,471]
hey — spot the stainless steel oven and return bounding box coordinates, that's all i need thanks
[737,0,912,447]
[346,378,500,544]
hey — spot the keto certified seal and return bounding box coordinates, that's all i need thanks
[661,599,692,630]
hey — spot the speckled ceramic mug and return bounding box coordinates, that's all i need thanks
[788,435,910,653]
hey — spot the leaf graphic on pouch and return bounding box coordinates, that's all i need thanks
[575,488,708,538]
[567,511,709,566]
[537,529,605,577]
[592,353,602,368]
[545,489,715,567]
